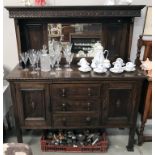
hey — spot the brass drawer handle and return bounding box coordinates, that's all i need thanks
[85,117,91,123]
[62,103,67,111]
[88,88,92,96]
[87,102,91,111]
[61,88,66,97]
[116,100,121,108]
[31,101,35,110]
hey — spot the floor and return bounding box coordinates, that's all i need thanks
[4,128,152,155]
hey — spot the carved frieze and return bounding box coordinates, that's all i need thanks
[5,6,145,18]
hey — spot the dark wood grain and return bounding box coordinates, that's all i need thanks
[135,36,152,145]
[15,83,51,128]
[5,5,146,151]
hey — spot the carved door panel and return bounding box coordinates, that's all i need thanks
[102,20,130,61]
[102,82,136,125]
[20,21,47,51]
[16,83,51,128]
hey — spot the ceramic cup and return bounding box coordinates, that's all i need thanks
[115,58,124,66]
[103,59,111,68]
[125,62,135,70]
[78,58,89,66]
[114,62,122,71]
[94,64,107,73]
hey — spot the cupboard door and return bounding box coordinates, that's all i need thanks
[16,83,51,128]
[102,82,135,125]
[102,20,131,61]
[20,22,47,51]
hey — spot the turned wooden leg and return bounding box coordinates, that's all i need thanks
[126,127,136,151]
[16,127,23,143]
[138,82,152,145]
[14,117,23,143]
[138,120,146,145]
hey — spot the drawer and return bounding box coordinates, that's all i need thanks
[52,99,100,112]
[53,113,99,127]
[51,84,100,98]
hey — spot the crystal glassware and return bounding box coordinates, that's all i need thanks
[28,50,37,74]
[55,52,62,71]
[35,50,41,71]
[63,42,72,67]
[66,53,74,71]
[49,54,57,75]
[40,45,51,72]
[19,52,29,71]
[54,41,62,67]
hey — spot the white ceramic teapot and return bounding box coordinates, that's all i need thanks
[91,42,107,68]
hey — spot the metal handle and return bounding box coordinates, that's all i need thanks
[88,88,92,96]
[31,101,35,110]
[103,50,109,59]
[87,102,91,111]
[62,103,67,111]
[86,117,91,123]
[116,100,121,108]
[61,88,66,97]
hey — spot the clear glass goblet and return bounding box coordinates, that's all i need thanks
[55,52,62,71]
[29,52,37,74]
[63,43,72,68]
[35,50,41,71]
[49,54,57,75]
[66,53,74,71]
[20,52,29,71]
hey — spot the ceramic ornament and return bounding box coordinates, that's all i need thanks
[141,58,152,77]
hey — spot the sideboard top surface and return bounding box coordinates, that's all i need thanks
[6,65,146,82]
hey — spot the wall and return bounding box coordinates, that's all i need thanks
[3,0,152,72]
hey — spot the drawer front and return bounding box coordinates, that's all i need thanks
[53,113,99,127]
[51,84,100,98]
[52,99,100,112]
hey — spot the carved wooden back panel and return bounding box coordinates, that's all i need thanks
[5,6,145,62]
